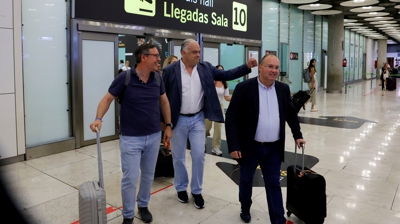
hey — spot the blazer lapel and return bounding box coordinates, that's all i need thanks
[175,61,183,103]
[275,81,284,119]
[251,78,260,119]
[196,63,205,88]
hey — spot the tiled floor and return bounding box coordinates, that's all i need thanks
[1,79,400,224]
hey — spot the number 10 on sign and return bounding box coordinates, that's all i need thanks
[232,1,247,32]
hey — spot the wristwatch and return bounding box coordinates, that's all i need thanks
[165,123,173,128]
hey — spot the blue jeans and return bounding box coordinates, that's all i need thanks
[239,142,286,224]
[119,131,161,219]
[170,112,205,194]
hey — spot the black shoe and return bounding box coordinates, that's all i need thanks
[138,207,152,223]
[177,191,189,203]
[192,193,205,209]
[240,207,251,223]
[122,217,133,224]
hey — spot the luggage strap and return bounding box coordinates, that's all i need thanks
[294,143,306,175]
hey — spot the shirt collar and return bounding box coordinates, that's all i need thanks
[257,76,275,89]
[180,59,197,72]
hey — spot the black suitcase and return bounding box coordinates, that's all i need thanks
[286,144,326,224]
[154,143,174,177]
[386,77,396,91]
[291,88,315,113]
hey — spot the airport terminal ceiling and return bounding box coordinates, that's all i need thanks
[284,0,400,43]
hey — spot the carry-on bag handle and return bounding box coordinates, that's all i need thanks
[294,143,305,175]
[95,128,104,189]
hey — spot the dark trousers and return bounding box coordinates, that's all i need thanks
[382,79,385,90]
[239,142,286,224]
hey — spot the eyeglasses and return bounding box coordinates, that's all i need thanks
[145,53,161,58]
[261,64,280,70]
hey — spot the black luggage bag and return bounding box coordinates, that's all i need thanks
[386,77,396,91]
[286,144,327,224]
[154,143,174,177]
[291,88,315,113]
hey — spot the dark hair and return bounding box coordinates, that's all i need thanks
[135,43,157,63]
[222,81,228,89]
[120,60,124,63]
[118,69,123,74]
[308,59,316,71]
[216,64,224,70]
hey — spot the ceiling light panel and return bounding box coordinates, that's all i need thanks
[364,17,394,21]
[375,24,400,27]
[281,0,319,4]
[344,19,358,23]
[350,6,385,12]
[352,28,373,31]
[350,27,370,30]
[341,0,379,7]
[298,4,332,10]
[312,10,342,15]
[358,12,390,17]
[370,21,397,24]
[344,23,364,26]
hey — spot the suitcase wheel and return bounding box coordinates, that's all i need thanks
[286,211,291,217]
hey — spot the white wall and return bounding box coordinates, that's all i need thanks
[0,0,25,160]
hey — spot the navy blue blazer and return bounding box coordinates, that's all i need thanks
[225,77,303,162]
[162,60,251,129]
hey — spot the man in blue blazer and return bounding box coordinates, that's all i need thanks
[162,38,258,209]
[225,54,306,224]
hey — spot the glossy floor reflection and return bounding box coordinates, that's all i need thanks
[1,79,400,223]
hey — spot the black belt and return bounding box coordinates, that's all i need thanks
[254,140,278,146]
[180,111,201,117]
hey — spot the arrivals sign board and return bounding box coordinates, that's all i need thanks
[73,0,262,40]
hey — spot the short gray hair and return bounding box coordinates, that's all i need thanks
[181,39,197,53]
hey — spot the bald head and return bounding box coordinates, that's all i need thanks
[260,54,279,66]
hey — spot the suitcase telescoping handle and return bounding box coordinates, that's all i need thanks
[294,143,305,174]
[95,129,104,189]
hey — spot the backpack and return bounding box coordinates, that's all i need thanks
[117,69,162,104]
[303,68,311,83]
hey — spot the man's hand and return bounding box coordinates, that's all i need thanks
[295,138,306,149]
[162,127,172,144]
[90,120,102,132]
[247,53,258,69]
[230,151,242,159]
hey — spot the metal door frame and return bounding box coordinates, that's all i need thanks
[74,32,119,147]
[202,42,220,66]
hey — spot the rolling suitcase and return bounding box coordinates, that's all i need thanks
[291,88,315,113]
[78,130,107,224]
[286,144,326,224]
[386,77,396,91]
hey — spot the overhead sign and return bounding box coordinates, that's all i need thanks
[73,0,262,40]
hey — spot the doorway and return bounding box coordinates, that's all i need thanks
[76,32,119,147]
